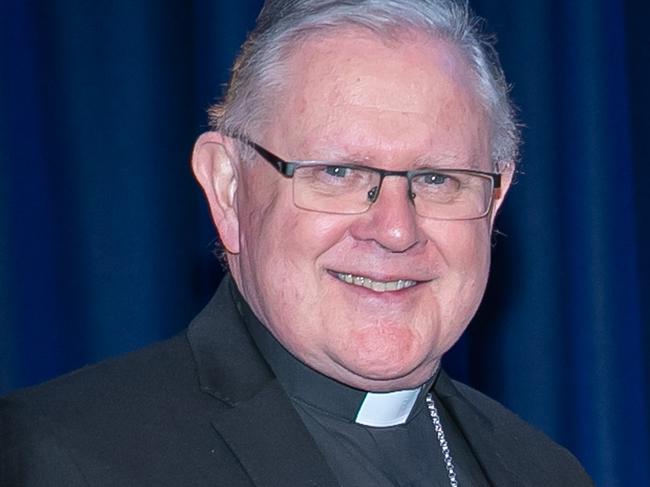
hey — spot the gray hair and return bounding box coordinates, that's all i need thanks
[209,0,520,167]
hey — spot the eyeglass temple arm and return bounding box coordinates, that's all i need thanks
[493,173,501,189]
[241,140,295,177]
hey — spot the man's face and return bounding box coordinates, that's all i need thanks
[224,29,507,391]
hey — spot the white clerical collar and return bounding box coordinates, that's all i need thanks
[355,387,421,427]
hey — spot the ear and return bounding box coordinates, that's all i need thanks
[489,160,515,225]
[191,132,240,254]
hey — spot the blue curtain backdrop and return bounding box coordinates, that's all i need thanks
[1,1,648,485]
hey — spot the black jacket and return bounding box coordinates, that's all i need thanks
[1,277,593,486]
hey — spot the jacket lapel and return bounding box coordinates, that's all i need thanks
[435,372,526,486]
[187,276,338,487]
[212,380,338,487]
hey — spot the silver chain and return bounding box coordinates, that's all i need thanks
[426,393,459,487]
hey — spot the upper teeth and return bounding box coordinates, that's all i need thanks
[336,273,417,292]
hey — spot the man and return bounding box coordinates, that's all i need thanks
[1,0,593,485]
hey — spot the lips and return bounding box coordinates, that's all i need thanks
[335,272,418,293]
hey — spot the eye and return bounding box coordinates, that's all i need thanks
[324,166,351,178]
[412,172,462,196]
[422,173,449,185]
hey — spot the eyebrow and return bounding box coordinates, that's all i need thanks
[292,142,482,170]
[411,155,482,170]
[293,145,369,164]
[324,152,482,170]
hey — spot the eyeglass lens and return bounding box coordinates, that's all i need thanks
[291,164,493,220]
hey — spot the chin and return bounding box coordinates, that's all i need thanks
[335,350,435,391]
[345,368,433,392]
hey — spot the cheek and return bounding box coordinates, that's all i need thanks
[252,207,350,274]
[428,220,492,315]
[431,219,491,271]
[237,180,352,320]
[447,220,491,316]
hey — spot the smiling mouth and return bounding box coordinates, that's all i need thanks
[335,272,419,293]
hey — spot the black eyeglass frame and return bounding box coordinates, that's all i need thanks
[239,138,503,219]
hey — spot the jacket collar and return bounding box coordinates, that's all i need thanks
[186,275,274,405]
[186,275,339,486]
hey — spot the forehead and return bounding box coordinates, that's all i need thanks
[265,27,489,165]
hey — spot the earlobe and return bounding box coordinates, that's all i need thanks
[191,132,241,254]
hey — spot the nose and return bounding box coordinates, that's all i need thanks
[349,176,420,253]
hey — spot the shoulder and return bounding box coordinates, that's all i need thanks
[3,333,194,413]
[441,375,594,486]
[448,378,534,428]
[450,378,558,442]
[2,276,240,415]
[0,280,260,486]
[1,333,194,433]
[0,334,222,485]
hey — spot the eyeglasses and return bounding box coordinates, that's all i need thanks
[240,138,502,220]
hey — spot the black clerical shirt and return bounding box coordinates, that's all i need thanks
[233,284,490,487]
